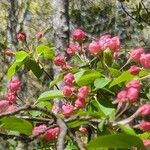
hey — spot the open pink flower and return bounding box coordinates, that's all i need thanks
[62,104,74,117]
[72,29,86,42]
[32,124,47,136]
[130,48,144,62]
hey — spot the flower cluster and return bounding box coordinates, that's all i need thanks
[32,124,60,141]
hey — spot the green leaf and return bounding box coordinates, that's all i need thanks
[1,117,32,135]
[38,90,64,101]
[108,68,122,77]
[7,51,30,79]
[109,71,135,88]
[25,59,43,78]
[87,134,145,149]
[67,120,88,128]
[91,99,115,119]
[75,70,101,86]
[15,51,29,62]
[138,132,150,140]
[36,44,55,60]
[94,78,111,89]
[7,62,22,79]
[118,124,136,135]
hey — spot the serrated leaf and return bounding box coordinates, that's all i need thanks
[36,44,55,60]
[75,70,101,86]
[1,117,32,135]
[25,59,43,78]
[94,78,111,89]
[38,90,64,101]
[87,134,145,149]
[109,71,134,88]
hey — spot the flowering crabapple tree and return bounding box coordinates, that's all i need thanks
[1,29,150,149]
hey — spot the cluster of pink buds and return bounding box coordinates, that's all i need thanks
[117,80,140,103]
[130,47,150,68]
[32,124,59,141]
[75,86,89,108]
[5,77,21,103]
[53,55,70,71]
[88,34,120,56]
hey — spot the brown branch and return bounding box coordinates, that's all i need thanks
[56,118,67,150]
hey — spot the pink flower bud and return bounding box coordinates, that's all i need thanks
[79,126,88,134]
[51,105,60,115]
[9,78,21,92]
[139,121,150,131]
[63,86,73,97]
[62,104,74,117]
[61,64,70,71]
[72,29,86,42]
[35,32,43,40]
[77,86,89,99]
[137,104,150,116]
[53,56,65,66]
[88,41,102,55]
[143,139,150,147]
[107,36,120,52]
[4,49,14,56]
[126,88,139,102]
[64,73,74,86]
[140,53,150,68]
[0,100,10,113]
[44,127,59,141]
[117,90,127,102]
[32,124,47,136]
[16,32,26,41]
[6,92,16,103]
[67,43,80,55]
[75,98,86,108]
[129,65,140,75]
[130,48,144,62]
[126,80,140,90]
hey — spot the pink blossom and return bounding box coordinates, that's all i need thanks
[140,53,150,68]
[6,92,16,103]
[129,65,140,75]
[51,105,60,114]
[107,36,120,52]
[137,104,150,116]
[99,34,112,41]
[99,35,111,50]
[77,86,89,99]
[75,98,86,108]
[130,48,144,62]
[117,90,128,102]
[64,73,74,86]
[63,86,73,97]
[72,29,86,42]
[35,32,43,40]
[32,124,47,136]
[139,121,150,131]
[126,80,140,90]
[143,139,150,147]
[0,100,10,113]
[67,43,80,55]
[61,64,70,71]
[79,127,88,134]
[9,78,21,92]
[53,56,65,66]
[44,127,59,141]
[16,32,26,41]
[62,104,74,117]
[126,88,139,102]
[88,41,102,55]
